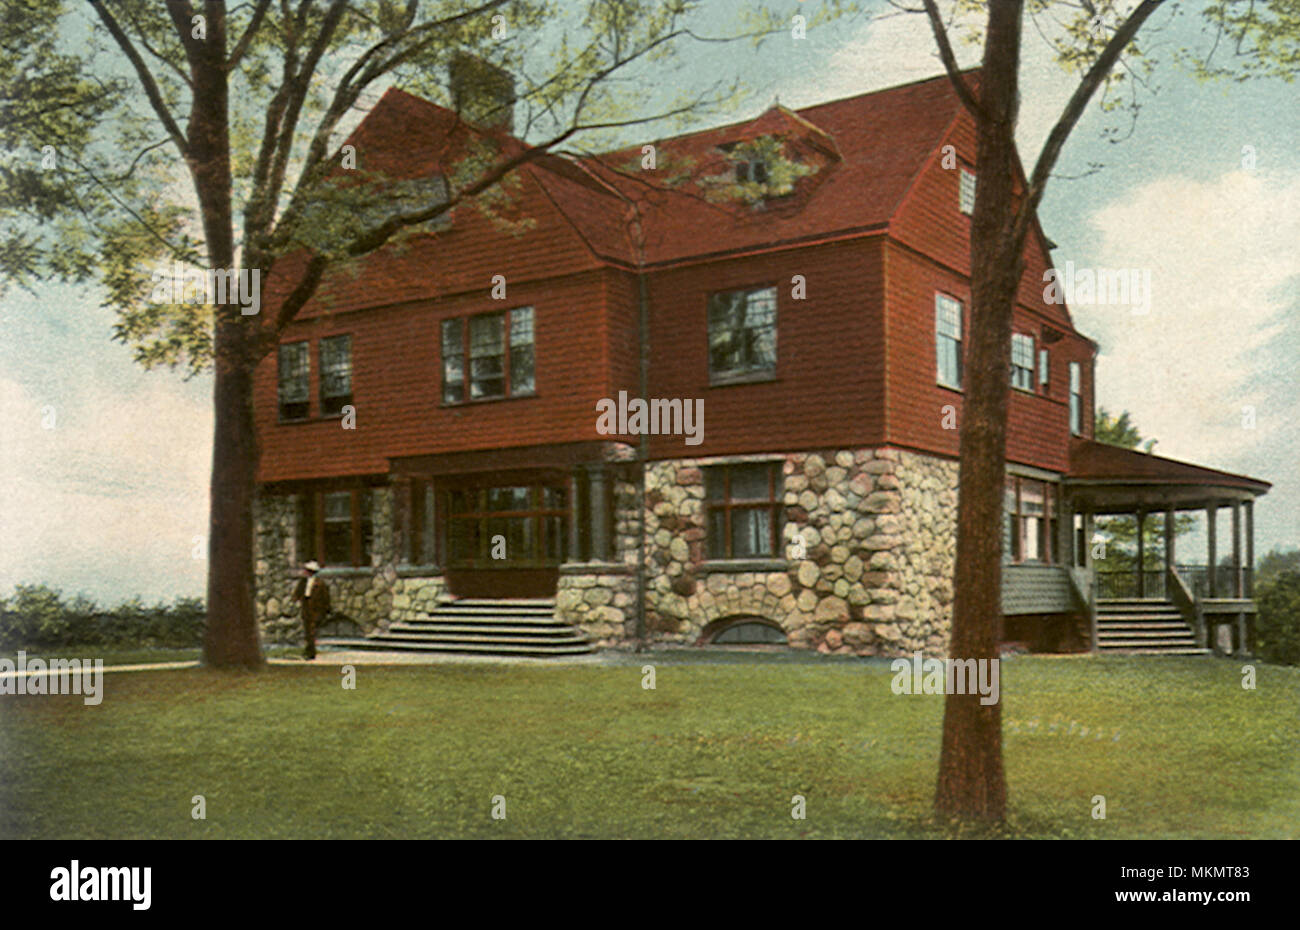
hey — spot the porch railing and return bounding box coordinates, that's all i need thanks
[1095,568,1167,600]
[1175,564,1253,599]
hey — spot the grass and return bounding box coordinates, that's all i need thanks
[0,654,1296,839]
[0,646,299,666]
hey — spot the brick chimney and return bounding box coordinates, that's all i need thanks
[449,52,516,133]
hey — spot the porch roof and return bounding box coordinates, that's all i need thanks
[1065,438,1270,512]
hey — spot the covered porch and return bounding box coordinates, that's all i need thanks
[1065,438,1271,656]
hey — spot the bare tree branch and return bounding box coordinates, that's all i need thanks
[920,0,984,120]
[226,0,273,70]
[89,0,190,157]
[1012,0,1165,248]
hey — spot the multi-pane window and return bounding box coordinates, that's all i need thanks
[706,463,782,559]
[407,479,438,565]
[441,318,464,404]
[959,168,977,215]
[1004,476,1057,564]
[935,294,963,389]
[707,286,777,382]
[445,484,566,567]
[1038,347,1050,390]
[319,334,353,416]
[1069,362,1083,435]
[441,307,535,403]
[278,341,310,420]
[297,488,373,567]
[1011,333,1035,392]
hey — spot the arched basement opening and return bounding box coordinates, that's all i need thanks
[701,616,788,646]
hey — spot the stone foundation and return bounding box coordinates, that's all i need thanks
[253,487,399,643]
[253,445,959,655]
[635,448,957,656]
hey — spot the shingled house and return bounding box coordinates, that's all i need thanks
[252,70,1270,657]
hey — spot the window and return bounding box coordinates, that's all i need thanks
[1038,348,1050,389]
[935,294,963,389]
[735,158,768,184]
[319,334,353,416]
[441,307,535,403]
[407,479,437,565]
[1004,476,1058,564]
[278,341,310,420]
[708,286,777,382]
[1011,333,1035,392]
[441,318,464,404]
[705,463,782,559]
[297,488,373,567]
[1069,362,1083,435]
[445,484,567,567]
[959,168,976,215]
[710,619,787,645]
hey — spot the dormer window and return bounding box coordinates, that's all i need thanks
[735,158,768,185]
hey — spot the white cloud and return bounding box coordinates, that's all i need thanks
[1077,168,1300,471]
[771,6,1077,167]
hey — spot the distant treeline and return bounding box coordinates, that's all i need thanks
[0,585,204,651]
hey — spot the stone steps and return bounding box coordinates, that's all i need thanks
[328,597,593,657]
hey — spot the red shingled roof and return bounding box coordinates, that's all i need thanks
[1068,438,1270,493]
[268,71,973,314]
[559,72,968,266]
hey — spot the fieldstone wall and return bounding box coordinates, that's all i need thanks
[251,444,958,656]
[253,488,399,643]
[390,575,449,623]
[556,473,640,646]
[640,448,958,656]
[254,492,301,644]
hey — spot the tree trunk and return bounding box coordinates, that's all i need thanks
[183,6,265,668]
[203,329,266,669]
[934,0,1025,821]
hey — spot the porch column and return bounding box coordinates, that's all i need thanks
[588,464,610,562]
[1231,501,1243,598]
[567,470,581,562]
[1245,500,1255,598]
[1206,501,1218,598]
[1135,509,1146,598]
[393,475,412,564]
[1164,508,1175,575]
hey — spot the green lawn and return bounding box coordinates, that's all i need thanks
[0,646,298,666]
[1,654,1296,839]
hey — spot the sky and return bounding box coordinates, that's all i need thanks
[0,1,1296,604]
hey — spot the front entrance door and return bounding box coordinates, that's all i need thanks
[443,481,568,599]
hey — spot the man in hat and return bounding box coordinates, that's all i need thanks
[291,560,331,660]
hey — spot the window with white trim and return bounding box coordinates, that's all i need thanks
[441,307,535,404]
[707,286,777,382]
[959,168,976,215]
[1069,362,1083,435]
[1011,333,1035,392]
[1038,347,1050,389]
[319,334,353,416]
[935,294,963,389]
[278,341,310,421]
